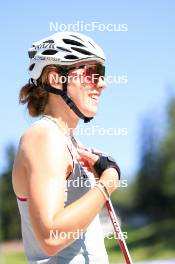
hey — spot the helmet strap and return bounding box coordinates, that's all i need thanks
[44,67,93,123]
[43,82,93,123]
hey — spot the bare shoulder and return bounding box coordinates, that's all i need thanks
[20,120,66,151]
[20,120,64,147]
[19,120,71,175]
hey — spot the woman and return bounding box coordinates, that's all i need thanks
[12,32,120,264]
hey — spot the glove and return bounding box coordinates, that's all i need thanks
[91,149,121,179]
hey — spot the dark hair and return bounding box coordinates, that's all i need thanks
[19,65,59,117]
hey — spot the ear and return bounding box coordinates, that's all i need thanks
[48,71,62,89]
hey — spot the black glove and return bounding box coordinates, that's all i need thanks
[92,150,121,179]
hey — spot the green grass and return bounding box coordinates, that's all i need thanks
[0,252,27,264]
[1,219,175,264]
[105,218,175,262]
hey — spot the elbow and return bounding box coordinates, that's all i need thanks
[43,246,59,257]
[42,247,57,257]
[31,220,71,256]
[39,232,70,256]
[41,240,63,256]
[31,221,65,255]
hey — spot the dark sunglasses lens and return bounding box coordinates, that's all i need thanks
[86,65,105,76]
[86,65,95,76]
[101,65,105,77]
[78,64,106,84]
[97,64,105,77]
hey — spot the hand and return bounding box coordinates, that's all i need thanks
[76,148,100,178]
[100,168,119,195]
[77,148,119,195]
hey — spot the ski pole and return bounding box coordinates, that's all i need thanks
[105,199,133,264]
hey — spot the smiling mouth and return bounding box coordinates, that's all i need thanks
[89,94,99,103]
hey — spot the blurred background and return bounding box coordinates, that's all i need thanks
[1,0,175,263]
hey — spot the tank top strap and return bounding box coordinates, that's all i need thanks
[38,115,78,162]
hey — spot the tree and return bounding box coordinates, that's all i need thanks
[158,98,175,216]
[0,144,21,241]
[135,98,175,220]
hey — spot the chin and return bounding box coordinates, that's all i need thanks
[81,106,98,118]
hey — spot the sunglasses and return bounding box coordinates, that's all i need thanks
[69,64,105,84]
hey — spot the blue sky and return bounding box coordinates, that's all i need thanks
[1,0,175,180]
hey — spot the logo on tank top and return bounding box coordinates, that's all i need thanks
[80,166,88,179]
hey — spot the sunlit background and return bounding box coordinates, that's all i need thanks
[1,0,175,263]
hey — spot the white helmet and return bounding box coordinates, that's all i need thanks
[28,31,105,80]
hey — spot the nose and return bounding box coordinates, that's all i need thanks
[96,76,106,90]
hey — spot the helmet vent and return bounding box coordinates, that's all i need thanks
[88,41,96,49]
[42,50,58,55]
[28,50,37,59]
[71,47,93,56]
[63,39,85,47]
[57,46,71,52]
[43,40,55,43]
[64,55,79,60]
[29,63,35,71]
[69,35,84,41]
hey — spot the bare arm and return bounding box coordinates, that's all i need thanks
[21,124,118,255]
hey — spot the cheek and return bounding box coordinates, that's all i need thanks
[67,79,88,103]
[67,83,80,106]
[67,80,98,116]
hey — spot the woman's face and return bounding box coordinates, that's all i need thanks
[67,61,106,118]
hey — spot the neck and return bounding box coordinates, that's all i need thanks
[44,95,79,137]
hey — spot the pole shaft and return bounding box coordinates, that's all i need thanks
[105,200,133,264]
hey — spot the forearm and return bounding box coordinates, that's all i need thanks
[53,168,118,233]
[54,185,105,231]
[41,168,118,255]
[41,184,105,255]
